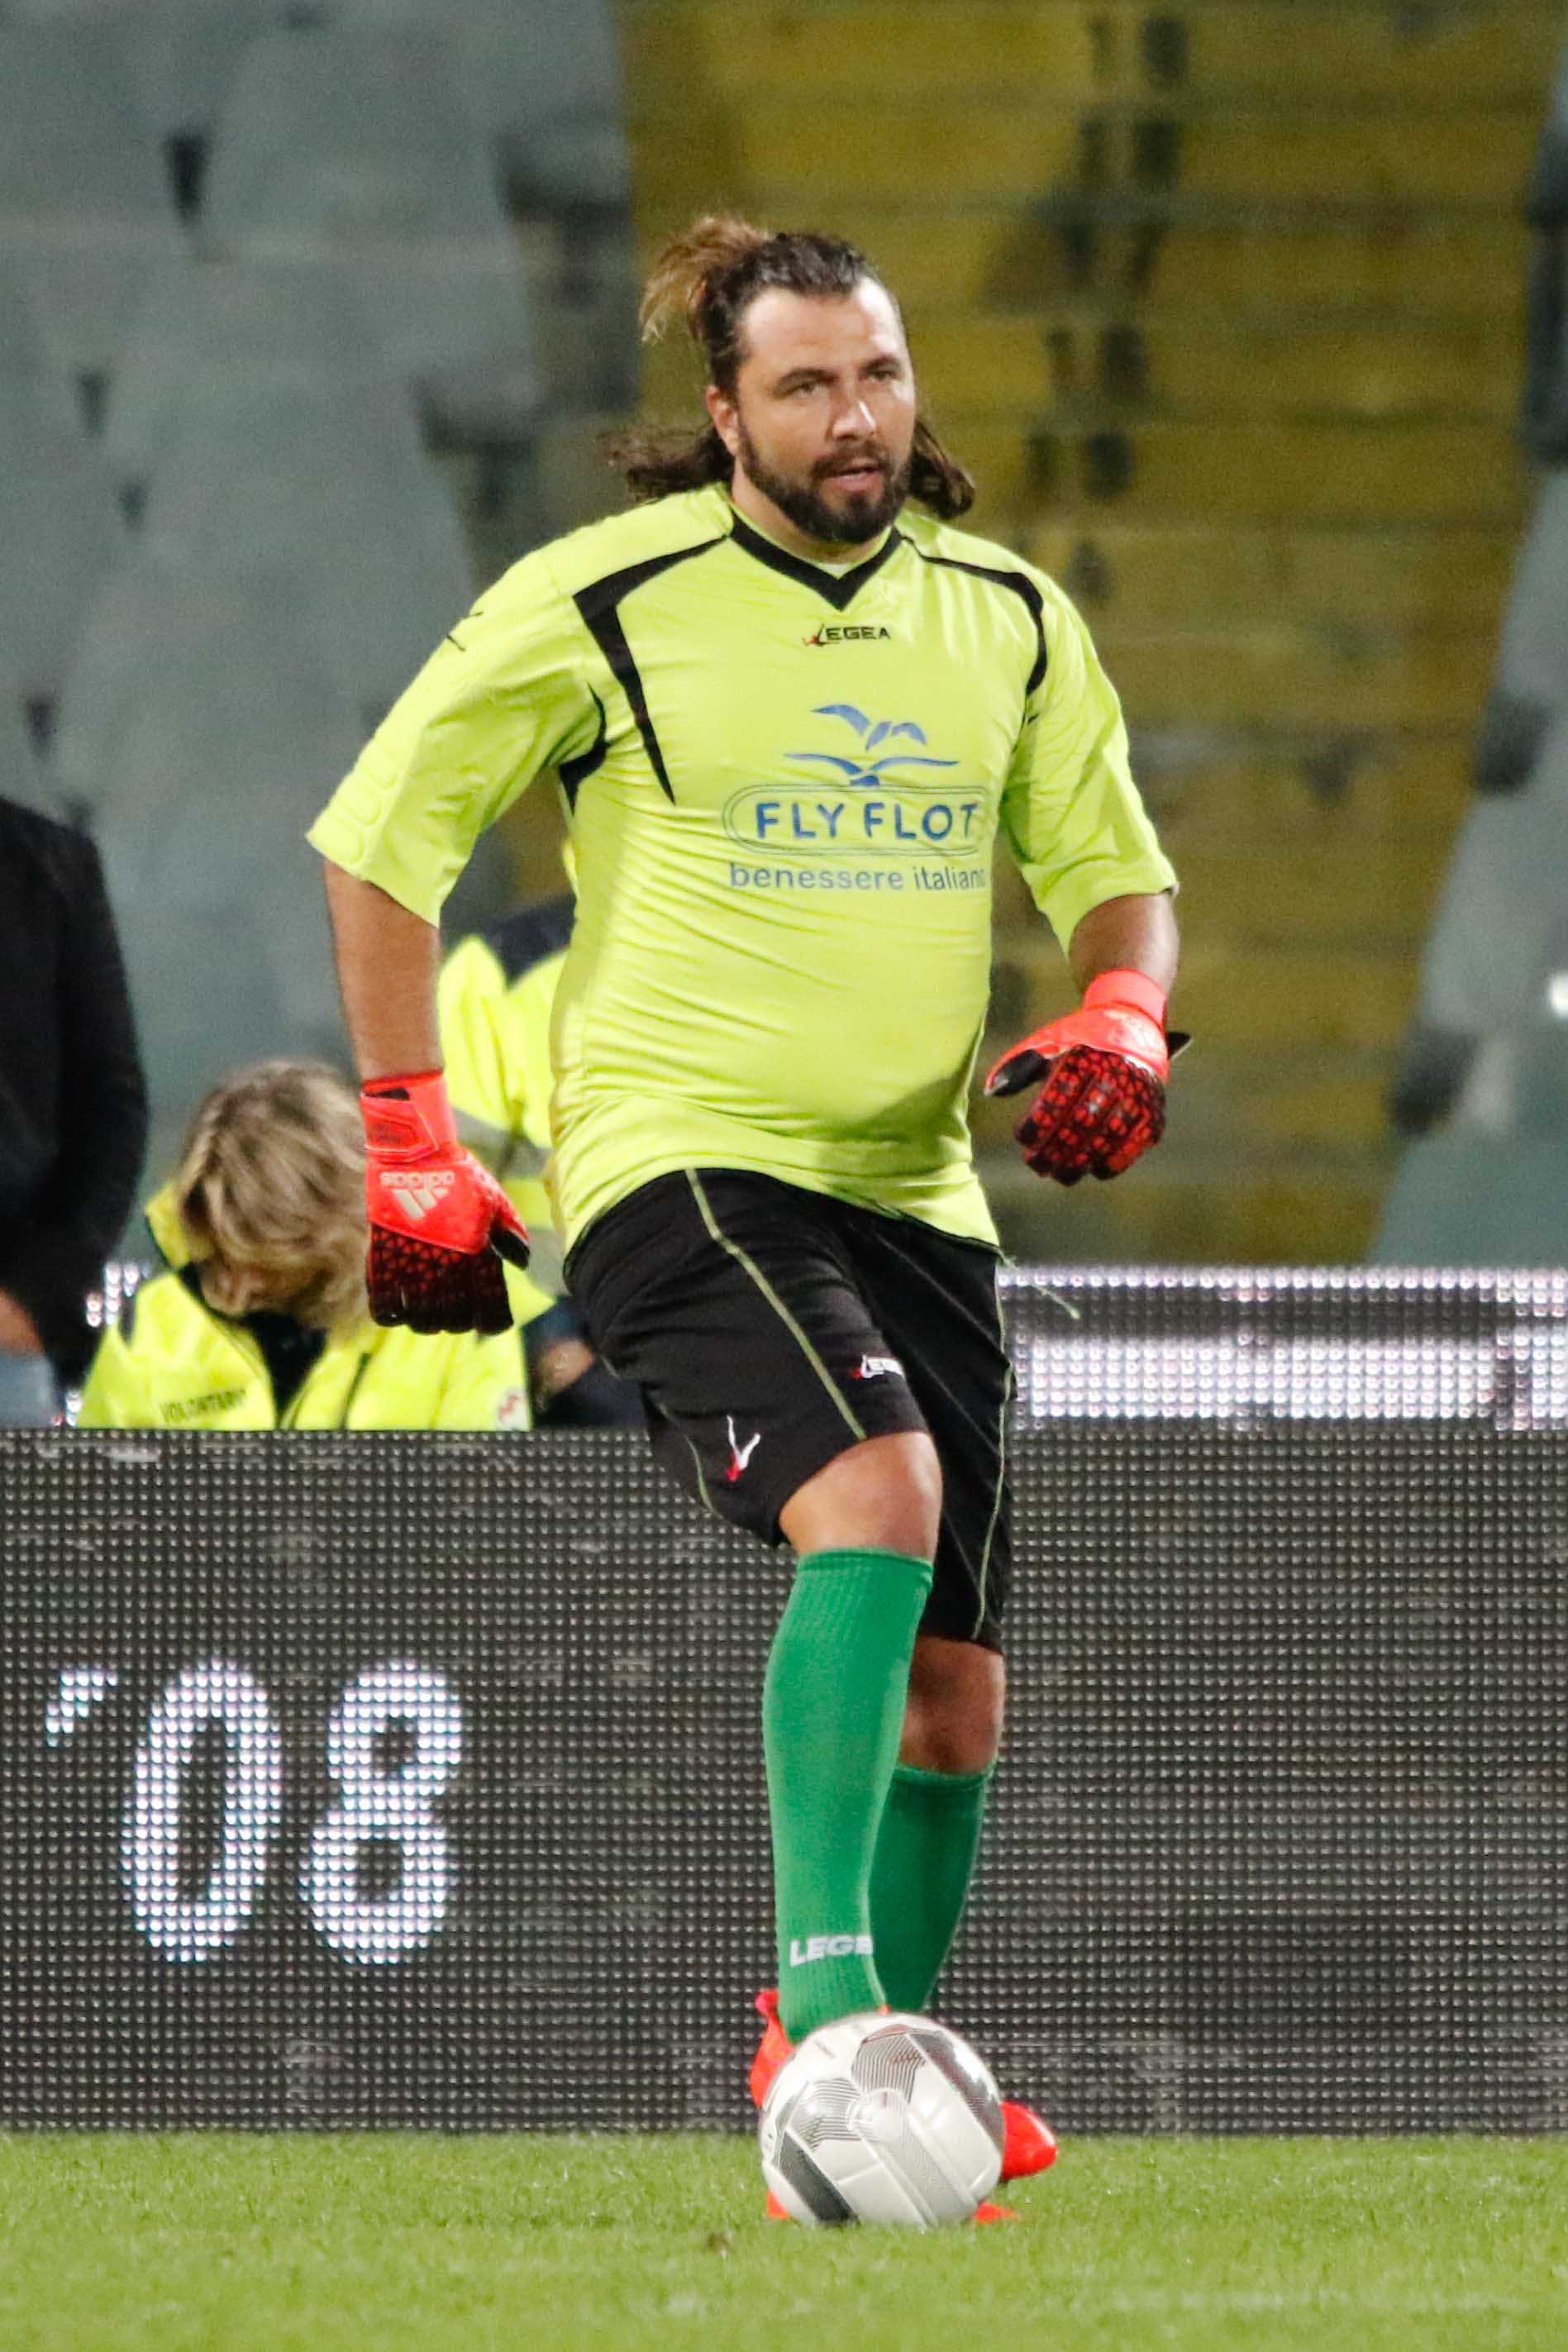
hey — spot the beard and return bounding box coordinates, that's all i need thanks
[735,417,912,548]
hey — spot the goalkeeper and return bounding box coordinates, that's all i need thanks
[308,215,1179,2205]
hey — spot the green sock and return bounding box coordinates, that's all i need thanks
[764,1546,933,2041]
[869,1762,995,2015]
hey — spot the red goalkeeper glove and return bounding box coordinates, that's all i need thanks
[984,969,1185,1186]
[359,1069,530,1333]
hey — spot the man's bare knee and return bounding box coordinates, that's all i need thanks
[779,1429,942,1560]
[900,1634,1005,1773]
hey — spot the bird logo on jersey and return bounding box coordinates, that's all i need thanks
[722,704,982,859]
[789,706,958,791]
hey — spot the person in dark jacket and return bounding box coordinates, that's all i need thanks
[0,794,147,1420]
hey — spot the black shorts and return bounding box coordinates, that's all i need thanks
[565,1170,1013,1650]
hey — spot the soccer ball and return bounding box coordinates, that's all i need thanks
[758,2011,1004,2227]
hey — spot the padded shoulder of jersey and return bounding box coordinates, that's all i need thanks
[523,486,733,603]
[900,508,1063,604]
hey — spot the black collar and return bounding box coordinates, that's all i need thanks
[727,512,904,612]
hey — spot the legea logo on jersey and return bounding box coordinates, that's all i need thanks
[722,705,984,859]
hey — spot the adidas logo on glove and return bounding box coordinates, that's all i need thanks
[379,1167,456,1222]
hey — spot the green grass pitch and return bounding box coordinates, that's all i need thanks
[2,2134,1567,2350]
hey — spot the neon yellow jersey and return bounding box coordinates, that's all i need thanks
[309,485,1176,1250]
[79,1191,531,1432]
[438,899,572,1321]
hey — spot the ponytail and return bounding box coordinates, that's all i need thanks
[603,212,976,519]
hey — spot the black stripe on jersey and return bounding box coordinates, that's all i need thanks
[574,538,725,801]
[558,686,607,814]
[905,543,1048,698]
[728,511,903,610]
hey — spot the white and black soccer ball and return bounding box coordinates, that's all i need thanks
[758,2011,1004,2227]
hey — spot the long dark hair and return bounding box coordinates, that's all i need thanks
[604,214,975,520]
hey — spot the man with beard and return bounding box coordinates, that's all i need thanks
[308,217,1180,2214]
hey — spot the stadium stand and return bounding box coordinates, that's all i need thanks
[135,374,475,723]
[11,0,269,195]
[101,257,384,489]
[1377,17,1568,1250]
[311,0,631,220]
[1523,5,1568,466]
[0,328,127,740]
[0,17,188,389]
[1461,26,1568,810]
[202,26,514,252]
[1389,712,1568,1132]
[628,0,1557,1260]
[66,560,359,1177]
[288,0,638,415]
[0,4,637,1233]
[1471,470,1568,796]
[104,245,541,499]
[0,21,180,238]
[1373,1134,1568,1264]
[0,692,64,825]
[1375,713,1568,1259]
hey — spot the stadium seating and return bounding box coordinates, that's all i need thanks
[1385,708,1568,1148]
[0,19,188,385]
[1512,966,1568,1141]
[336,249,541,441]
[55,554,360,833]
[1385,852,1568,1250]
[0,692,65,824]
[1473,469,1568,792]
[0,358,127,724]
[0,21,179,236]
[1522,31,1568,467]
[1414,727,1568,1047]
[198,26,545,435]
[1382,17,1568,1170]
[11,0,269,154]
[202,26,517,255]
[102,256,380,488]
[310,0,631,217]
[70,559,358,1170]
[276,0,636,416]
[140,374,472,721]
[1372,1135,1568,1266]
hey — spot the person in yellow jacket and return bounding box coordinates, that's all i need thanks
[439,892,641,1429]
[79,1059,530,1432]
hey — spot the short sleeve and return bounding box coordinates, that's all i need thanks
[308,550,600,924]
[998,586,1176,953]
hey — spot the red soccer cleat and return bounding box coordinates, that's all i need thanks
[1000,2098,1059,2182]
[750,1987,793,2108]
